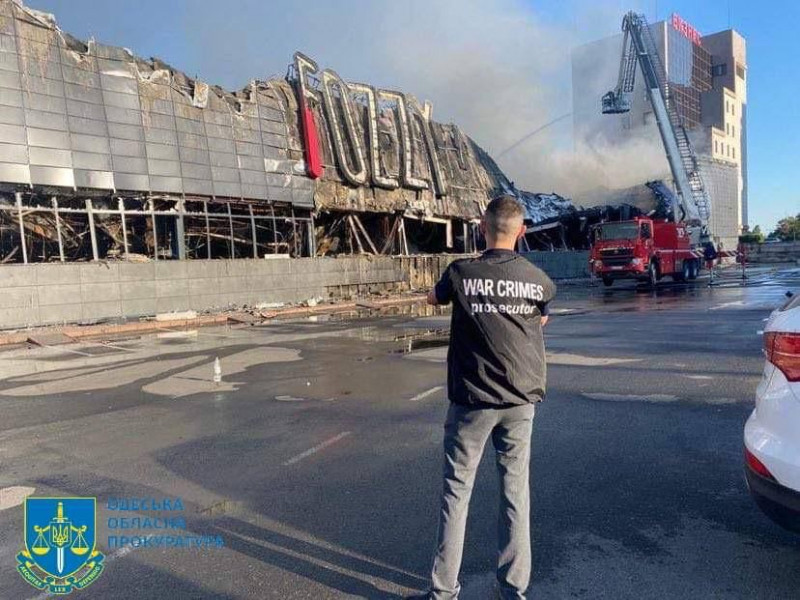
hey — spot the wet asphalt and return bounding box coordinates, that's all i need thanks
[1,266,799,599]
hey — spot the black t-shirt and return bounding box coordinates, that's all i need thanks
[435,249,557,408]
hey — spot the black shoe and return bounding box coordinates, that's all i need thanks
[404,594,431,600]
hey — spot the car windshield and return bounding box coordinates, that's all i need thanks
[595,223,640,241]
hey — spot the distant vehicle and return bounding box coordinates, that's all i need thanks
[744,292,800,532]
[590,217,701,287]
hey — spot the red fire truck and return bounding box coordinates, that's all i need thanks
[593,12,713,288]
[591,218,701,287]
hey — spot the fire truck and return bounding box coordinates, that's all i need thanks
[590,12,711,287]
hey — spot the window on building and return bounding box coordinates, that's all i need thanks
[736,63,745,79]
[726,123,730,135]
[726,100,729,114]
[733,147,736,159]
[732,125,735,137]
[732,104,735,116]
[714,140,718,154]
[712,63,727,77]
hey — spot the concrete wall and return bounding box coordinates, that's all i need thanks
[523,251,590,279]
[0,251,590,330]
[742,242,800,264]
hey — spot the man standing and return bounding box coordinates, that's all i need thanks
[412,196,556,600]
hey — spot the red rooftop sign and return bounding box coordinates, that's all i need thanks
[672,13,702,46]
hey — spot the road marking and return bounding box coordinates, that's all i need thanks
[27,535,153,600]
[38,344,93,357]
[94,341,138,353]
[0,486,35,511]
[283,432,352,466]
[582,392,678,403]
[409,385,444,402]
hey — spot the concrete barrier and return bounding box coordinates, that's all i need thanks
[521,251,591,279]
[0,251,589,330]
[742,242,800,264]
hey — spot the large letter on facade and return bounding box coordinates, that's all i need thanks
[348,83,399,190]
[321,70,367,186]
[293,52,323,179]
[378,90,428,191]
[407,97,448,197]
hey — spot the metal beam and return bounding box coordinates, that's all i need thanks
[15,192,27,264]
[248,204,258,259]
[85,199,99,261]
[52,197,65,262]
[118,198,129,260]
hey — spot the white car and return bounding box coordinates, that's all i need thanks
[744,291,800,532]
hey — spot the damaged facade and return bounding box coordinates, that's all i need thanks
[0,0,574,264]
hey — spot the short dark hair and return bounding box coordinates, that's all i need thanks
[484,195,524,238]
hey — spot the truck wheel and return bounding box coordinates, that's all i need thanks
[602,276,614,287]
[688,260,699,280]
[677,260,690,282]
[648,262,659,288]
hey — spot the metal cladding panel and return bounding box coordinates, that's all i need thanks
[69,115,107,137]
[268,186,292,204]
[0,52,19,73]
[0,161,30,183]
[105,106,140,125]
[103,90,140,110]
[178,146,210,165]
[183,178,213,196]
[0,141,27,162]
[24,109,67,131]
[26,93,65,113]
[147,158,180,177]
[107,122,144,141]
[239,169,266,185]
[67,100,106,121]
[149,175,182,194]
[180,162,211,180]
[29,146,71,167]
[0,104,23,125]
[61,65,100,88]
[178,132,208,151]
[27,127,70,149]
[71,133,110,154]
[0,122,26,144]
[209,150,235,168]
[110,138,145,157]
[0,86,22,107]
[146,142,178,161]
[144,127,177,146]
[144,113,175,131]
[100,73,138,95]
[65,84,103,104]
[72,151,111,171]
[29,165,75,188]
[21,59,61,80]
[113,172,149,191]
[292,188,314,208]
[112,156,147,174]
[21,76,64,98]
[213,181,241,198]
[208,137,234,153]
[242,184,268,200]
[176,116,204,135]
[0,68,20,89]
[211,165,239,183]
[74,169,114,190]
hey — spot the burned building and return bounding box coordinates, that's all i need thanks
[0,0,574,264]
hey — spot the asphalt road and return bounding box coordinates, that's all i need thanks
[1,266,799,599]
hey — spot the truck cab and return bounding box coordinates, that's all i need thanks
[590,217,700,287]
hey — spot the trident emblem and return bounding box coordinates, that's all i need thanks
[30,501,89,574]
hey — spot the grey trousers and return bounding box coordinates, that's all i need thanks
[429,402,535,600]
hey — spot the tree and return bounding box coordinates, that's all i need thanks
[769,214,800,242]
[739,224,764,244]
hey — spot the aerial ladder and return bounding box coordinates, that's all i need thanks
[602,11,711,236]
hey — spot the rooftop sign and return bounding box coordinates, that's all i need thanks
[672,13,702,46]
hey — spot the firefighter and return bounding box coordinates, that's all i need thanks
[704,241,718,283]
[409,196,556,600]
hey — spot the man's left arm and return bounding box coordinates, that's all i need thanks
[428,264,454,305]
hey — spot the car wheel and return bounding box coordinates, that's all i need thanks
[602,276,614,287]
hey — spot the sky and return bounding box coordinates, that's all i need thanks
[30,0,799,233]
